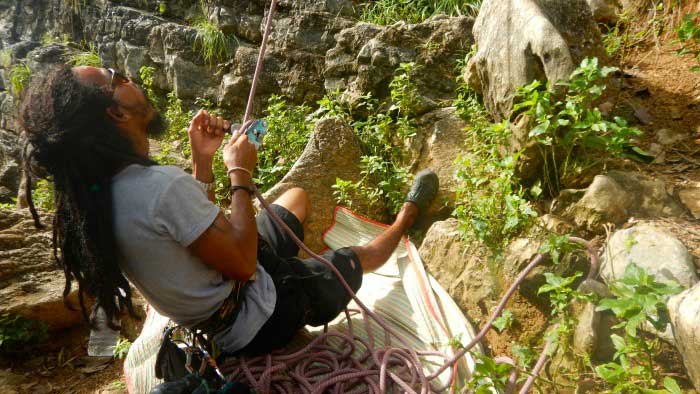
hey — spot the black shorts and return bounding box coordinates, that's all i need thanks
[233,204,363,357]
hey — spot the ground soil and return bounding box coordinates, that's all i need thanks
[1,325,126,394]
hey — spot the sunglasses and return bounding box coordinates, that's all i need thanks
[107,68,130,89]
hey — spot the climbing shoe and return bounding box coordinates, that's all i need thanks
[404,169,439,213]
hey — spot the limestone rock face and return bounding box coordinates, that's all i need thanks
[0,208,87,330]
[418,219,499,324]
[668,283,700,391]
[326,16,474,109]
[601,223,698,288]
[0,128,20,203]
[561,171,685,233]
[679,184,700,220]
[586,0,621,24]
[465,0,605,120]
[261,117,363,254]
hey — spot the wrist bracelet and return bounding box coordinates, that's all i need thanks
[230,184,254,196]
[227,167,253,178]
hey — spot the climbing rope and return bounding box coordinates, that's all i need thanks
[219,1,601,392]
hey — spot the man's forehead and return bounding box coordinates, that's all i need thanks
[72,66,109,86]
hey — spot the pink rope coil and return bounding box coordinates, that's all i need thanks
[216,184,601,393]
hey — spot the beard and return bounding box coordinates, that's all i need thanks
[146,110,168,138]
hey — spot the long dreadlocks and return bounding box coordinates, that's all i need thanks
[21,65,154,326]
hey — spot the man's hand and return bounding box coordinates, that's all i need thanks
[188,109,230,160]
[223,123,258,175]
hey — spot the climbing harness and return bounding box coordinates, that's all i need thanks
[161,0,602,392]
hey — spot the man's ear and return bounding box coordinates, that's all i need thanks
[106,105,131,122]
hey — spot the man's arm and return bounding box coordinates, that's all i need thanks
[186,111,258,281]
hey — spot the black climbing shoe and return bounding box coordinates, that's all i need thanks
[404,169,439,213]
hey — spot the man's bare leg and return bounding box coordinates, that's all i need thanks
[271,187,310,224]
[351,202,419,273]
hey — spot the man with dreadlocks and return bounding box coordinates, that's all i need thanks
[20,65,439,357]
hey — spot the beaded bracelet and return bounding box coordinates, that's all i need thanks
[227,167,253,178]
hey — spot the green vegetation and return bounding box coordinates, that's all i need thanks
[0,313,48,353]
[467,354,515,394]
[0,197,17,210]
[675,12,700,71]
[113,337,132,359]
[594,264,683,393]
[193,18,237,67]
[603,11,648,62]
[0,49,12,68]
[491,309,514,333]
[65,45,101,67]
[32,179,55,211]
[331,63,421,218]
[452,69,537,251]
[256,95,314,191]
[9,63,31,99]
[466,262,682,393]
[360,0,482,25]
[513,58,642,196]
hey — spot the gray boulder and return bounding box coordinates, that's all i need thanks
[561,171,685,233]
[668,283,700,391]
[418,218,499,325]
[600,223,697,288]
[465,0,606,120]
[261,117,364,254]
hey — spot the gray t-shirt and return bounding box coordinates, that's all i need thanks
[112,164,276,352]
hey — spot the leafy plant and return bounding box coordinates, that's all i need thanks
[389,62,422,117]
[512,344,536,370]
[452,52,538,251]
[0,198,17,210]
[452,121,537,251]
[9,63,31,99]
[675,13,700,71]
[110,380,127,390]
[0,313,48,353]
[360,0,482,25]
[139,65,162,109]
[538,271,592,352]
[0,49,11,68]
[113,337,132,359]
[602,11,655,64]
[32,179,55,211]
[467,354,515,394]
[492,310,514,333]
[193,18,237,67]
[594,264,683,393]
[65,44,102,67]
[331,64,422,219]
[514,57,643,196]
[256,95,313,192]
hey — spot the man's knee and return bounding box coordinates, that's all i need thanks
[274,187,310,224]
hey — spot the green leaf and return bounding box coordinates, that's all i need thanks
[528,121,550,138]
[663,377,682,394]
[492,310,514,333]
